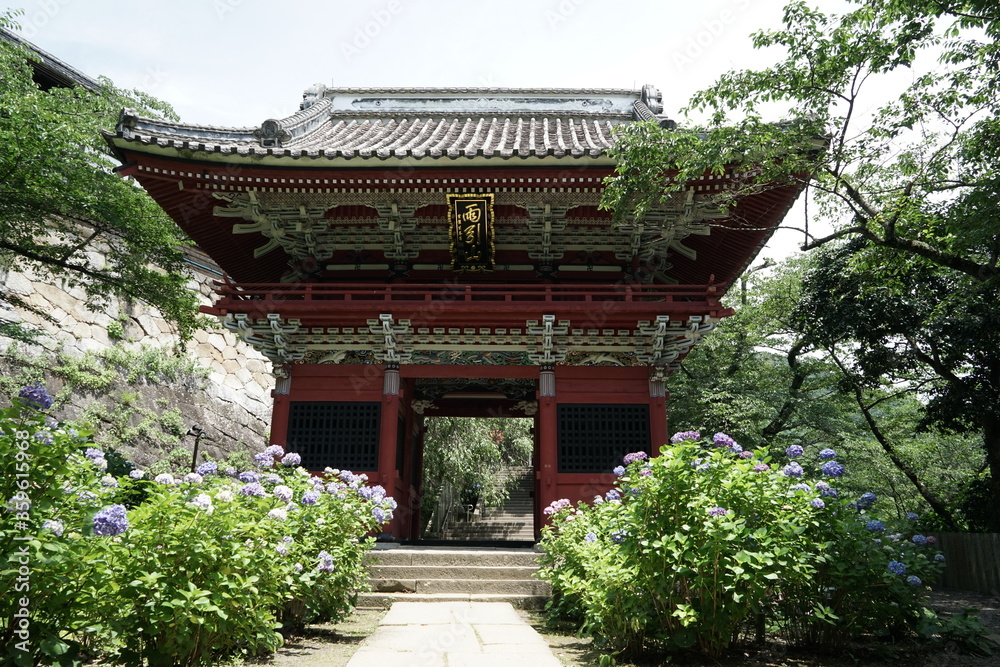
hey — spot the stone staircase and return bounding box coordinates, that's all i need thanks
[442,466,535,542]
[359,546,550,609]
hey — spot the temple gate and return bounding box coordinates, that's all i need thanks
[107,85,804,540]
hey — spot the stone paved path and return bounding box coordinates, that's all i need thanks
[345,601,562,666]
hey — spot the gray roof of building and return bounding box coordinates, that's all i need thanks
[110,84,675,165]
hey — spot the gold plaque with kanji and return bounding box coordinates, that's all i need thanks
[447,193,495,272]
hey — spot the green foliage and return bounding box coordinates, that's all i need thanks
[0,11,201,341]
[537,433,946,661]
[0,388,392,666]
[420,417,532,530]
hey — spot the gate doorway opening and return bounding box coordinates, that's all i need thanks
[419,416,534,543]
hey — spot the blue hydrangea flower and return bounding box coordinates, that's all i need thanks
[729,443,743,454]
[264,445,285,457]
[907,575,922,587]
[934,553,946,562]
[612,465,626,477]
[273,485,293,502]
[820,487,839,498]
[301,489,321,505]
[605,490,621,502]
[584,532,597,543]
[782,462,804,478]
[195,461,218,476]
[317,550,334,572]
[238,482,267,497]
[821,461,845,477]
[790,483,812,492]
[34,431,53,445]
[818,448,837,460]
[905,511,919,521]
[238,471,260,484]
[785,445,804,458]
[708,506,728,517]
[912,534,928,545]
[670,430,700,443]
[19,383,54,411]
[610,529,628,544]
[253,452,275,468]
[372,507,388,523]
[810,498,826,509]
[857,492,877,509]
[866,520,885,532]
[224,467,239,477]
[93,504,129,536]
[888,560,906,575]
[281,452,302,467]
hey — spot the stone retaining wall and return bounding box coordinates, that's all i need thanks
[0,253,274,464]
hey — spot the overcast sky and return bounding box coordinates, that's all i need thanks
[10,0,842,259]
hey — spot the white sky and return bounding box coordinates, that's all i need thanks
[10,0,842,259]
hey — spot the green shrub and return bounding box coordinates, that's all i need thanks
[1,384,394,666]
[537,431,947,661]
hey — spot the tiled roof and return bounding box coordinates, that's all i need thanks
[109,85,674,164]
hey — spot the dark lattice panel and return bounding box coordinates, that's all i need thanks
[557,404,650,473]
[287,402,380,471]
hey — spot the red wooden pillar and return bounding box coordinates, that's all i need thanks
[649,374,668,455]
[378,364,401,536]
[536,365,558,535]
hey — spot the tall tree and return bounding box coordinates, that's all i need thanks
[0,12,201,342]
[604,0,1000,511]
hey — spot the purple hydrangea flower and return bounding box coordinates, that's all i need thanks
[543,498,572,515]
[42,519,64,537]
[640,468,653,477]
[262,473,282,485]
[605,490,621,502]
[129,469,145,480]
[238,471,260,484]
[866,520,885,532]
[790,483,811,492]
[93,504,129,536]
[818,448,837,460]
[810,498,826,509]
[372,507,388,523]
[912,534,928,545]
[753,463,770,472]
[907,575,922,587]
[184,473,203,484]
[253,452,275,468]
[611,529,627,544]
[782,462,804,478]
[154,473,176,485]
[785,445,804,458]
[670,430,701,443]
[739,451,753,459]
[612,465,626,477]
[281,452,302,467]
[713,433,737,449]
[238,482,267,497]
[302,489,321,505]
[729,443,743,454]
[19,383,54,411]
[275,544,289,556]
[622,451,648,465]
[888,560,906,575]
[708,506,728,517]
[584,532,597,543]
[224,467,239,477]
[34,431,53,445]
[317,550,334,572]
[189,494,213,511]
[821,461,845,477]
[195,461,218,476]
[263,445,285,458]
[273,485,293,502]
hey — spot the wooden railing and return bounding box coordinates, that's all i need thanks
[212,281,722,305]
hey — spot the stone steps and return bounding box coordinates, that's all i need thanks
[360,547,550,610]
[441,466,536,542]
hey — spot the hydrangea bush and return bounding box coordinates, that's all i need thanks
[1,386,393,666]
[537,431,946,661]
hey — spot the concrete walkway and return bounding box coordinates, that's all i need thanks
[346,601,562,666]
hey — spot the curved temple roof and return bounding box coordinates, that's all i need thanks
[107,84,675,166]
